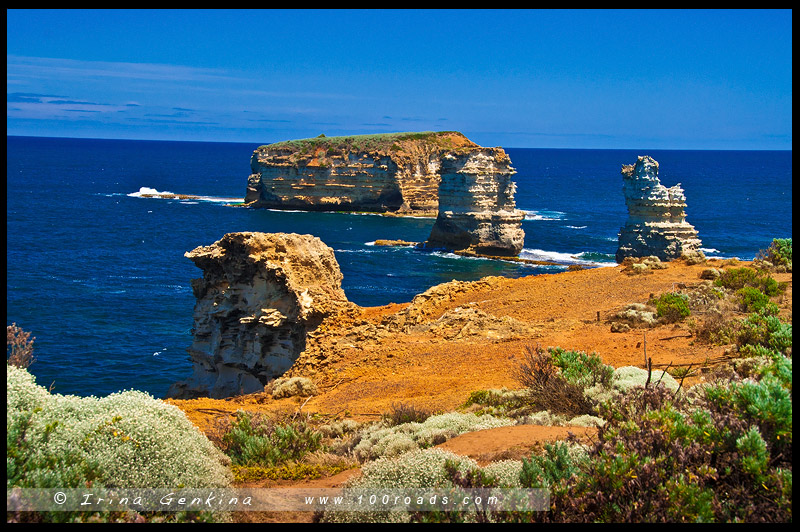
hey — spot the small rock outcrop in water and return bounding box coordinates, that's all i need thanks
[166,232,350,399]
[423,149,525,257]
[616,156,703,264]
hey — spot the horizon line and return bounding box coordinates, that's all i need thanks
[5,133,793,152]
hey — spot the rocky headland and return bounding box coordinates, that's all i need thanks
[167,232,352,399]
[168,234,791,432]
[616,155,704,263]
[167,231,793,413]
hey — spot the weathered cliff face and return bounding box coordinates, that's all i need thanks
[245,132,478,215]
[616,156,703,263]
[423,149,525,257]
[166,232,351,399]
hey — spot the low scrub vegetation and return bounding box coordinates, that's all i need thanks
[756,238,792,272]
[7,363,231,523]
[651,292,692,323]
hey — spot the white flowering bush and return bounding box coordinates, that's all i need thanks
[270,376,318,399]
[353,412,515,462]
[566,414,605,428]
[7,365,232,490]
[321,448,527,523]
[321,448,480,523]
[481,460,523,488]
[612,365,679,393]
[518,410,569,426]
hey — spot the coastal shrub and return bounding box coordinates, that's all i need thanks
[7,365,232,489]
[518,410,569,427]
[7,365,232,522]
[320,448,528,523]
[320,448,480,523]
[757,238,792,272]
[7,323,35,368]
[462,388,528,415]
[510,346,608,417]
[651,292,691,323]
[520,441,587,489]
[353,412,514,462]
[517,374,593,417]
[684,281,726,311]
[318,418,361,439]
[611,366,680,393]
[511,345,558,390]
[614,303,659,327]
[221,410,322,467]
[382,402,432,426]
[731,307,792,354]
[549,347,614,389]
[269,376,318,399]
[735,286,772,313]
[714,267,786,296]
[537,370,793,523]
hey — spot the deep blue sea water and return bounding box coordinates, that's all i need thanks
[6,136,792,398]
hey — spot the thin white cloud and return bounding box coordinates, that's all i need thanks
[6,55,242,84]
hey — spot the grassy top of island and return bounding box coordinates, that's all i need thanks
[257,130,479,155]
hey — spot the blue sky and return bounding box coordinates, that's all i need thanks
[6,9,792,149]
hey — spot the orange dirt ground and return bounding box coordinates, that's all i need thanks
[165,258,791,522]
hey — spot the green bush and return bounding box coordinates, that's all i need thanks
[759,238,792,271]
[520,442,586,489]
[222,410,322,467]
[735,286,772,313]
[652,293,691,323]
[733,307,792,354]
[544,372,793,523]
[715,267,786,296]
[549,347,614,389]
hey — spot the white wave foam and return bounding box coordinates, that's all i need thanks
[128,186,173,198]
[194,196,242,203]
[565,225,587,230]
[700,247,721,254]
[521,209,566,221]
[520,248,616,267]
[128,187,241,204]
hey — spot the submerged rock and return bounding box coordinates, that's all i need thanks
[616,156,703,263]
[166,232,350,399]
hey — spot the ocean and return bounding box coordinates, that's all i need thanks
[6,136,792,398]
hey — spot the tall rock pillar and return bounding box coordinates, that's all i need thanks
[424,148,525,257]
[616,156,703,263]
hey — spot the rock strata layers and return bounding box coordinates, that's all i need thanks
[166,232,350,399]
[423,149,525,257]
[246,131,479,215]
[616,156,703,264]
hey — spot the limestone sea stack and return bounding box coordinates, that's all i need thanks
[166,232,350,399]
[423,149,525,257]
[246,131,481,215]
[615,156,704,264]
